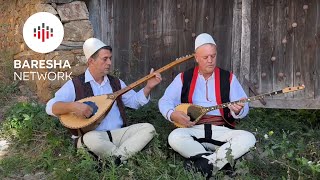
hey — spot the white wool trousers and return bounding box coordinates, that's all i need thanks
[168,124,256,169]
[77,123,155,160]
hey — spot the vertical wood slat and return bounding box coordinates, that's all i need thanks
[104,0,114,46]
[258,0,273,96]
[315,0,320,99]
[225,0,234,71]
[127,0,133,82]
[160,0,178,92]
[85,0,101,39]
[240,0,251,94]
[273,0,293,99]
[143,0,150,82]
[213,0,233,71]
[176,0,195,74]
[100,0,107,43]
[249,0,259,97]
[148,0,163,77]
[116,0,131,81]
[294,0,311,99]
[231,0,242,77]
[297,0,318,100]
[111,0,120,74]
[284,0,295,99]
[127,0,144,83]
[101,0,115,69]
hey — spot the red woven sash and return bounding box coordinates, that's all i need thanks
[196,115,225,126]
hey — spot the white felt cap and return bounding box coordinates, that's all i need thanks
[83,38,108,60]
[195,33,216,50]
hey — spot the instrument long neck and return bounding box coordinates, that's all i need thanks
[113,55,194,97]
[204,90,283,112]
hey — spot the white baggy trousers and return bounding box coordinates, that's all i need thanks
[168,124,256,169]
[77,123,155,160]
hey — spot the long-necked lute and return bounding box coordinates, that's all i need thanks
[174,85,305,128]
[59,54,194,133]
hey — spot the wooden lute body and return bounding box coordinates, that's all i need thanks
[174,85,305,128]
[59,54,194,132]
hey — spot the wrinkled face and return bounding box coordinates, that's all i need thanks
[88,49,112,76]
[195,44,217,75]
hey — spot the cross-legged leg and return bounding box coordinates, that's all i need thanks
[78,123,155,160]
[168,124,256,172]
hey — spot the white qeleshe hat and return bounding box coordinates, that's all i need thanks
[194,33,216,50]
[83,38,108,60]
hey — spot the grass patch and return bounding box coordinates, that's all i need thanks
[0,101,319,179]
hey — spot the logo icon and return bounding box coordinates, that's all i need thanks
[34,23,54,42]
[23,12,64,53]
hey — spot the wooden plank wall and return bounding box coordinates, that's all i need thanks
[87,0,234,98]
[250,0,320,109]
[86,0,320,109]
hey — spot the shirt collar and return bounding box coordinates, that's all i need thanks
[198,70,214,80]
[84,68,109,84]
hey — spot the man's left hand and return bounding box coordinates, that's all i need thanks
[146,68,162,90]
[228,98,245,115]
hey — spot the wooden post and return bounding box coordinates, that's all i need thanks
[240,0,252,94]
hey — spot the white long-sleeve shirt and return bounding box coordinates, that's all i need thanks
[158,71,249,122]
[46,69,149,131]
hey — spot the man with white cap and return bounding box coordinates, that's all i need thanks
[46,38,162,167]
[158,33,256,177]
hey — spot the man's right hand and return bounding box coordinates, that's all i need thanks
[71,102,93,118]
[170,111,196,128]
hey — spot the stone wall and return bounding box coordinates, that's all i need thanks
[0,0,94,102]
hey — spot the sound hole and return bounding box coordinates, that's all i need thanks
[187,106,203,122]
[83,101,98,118]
